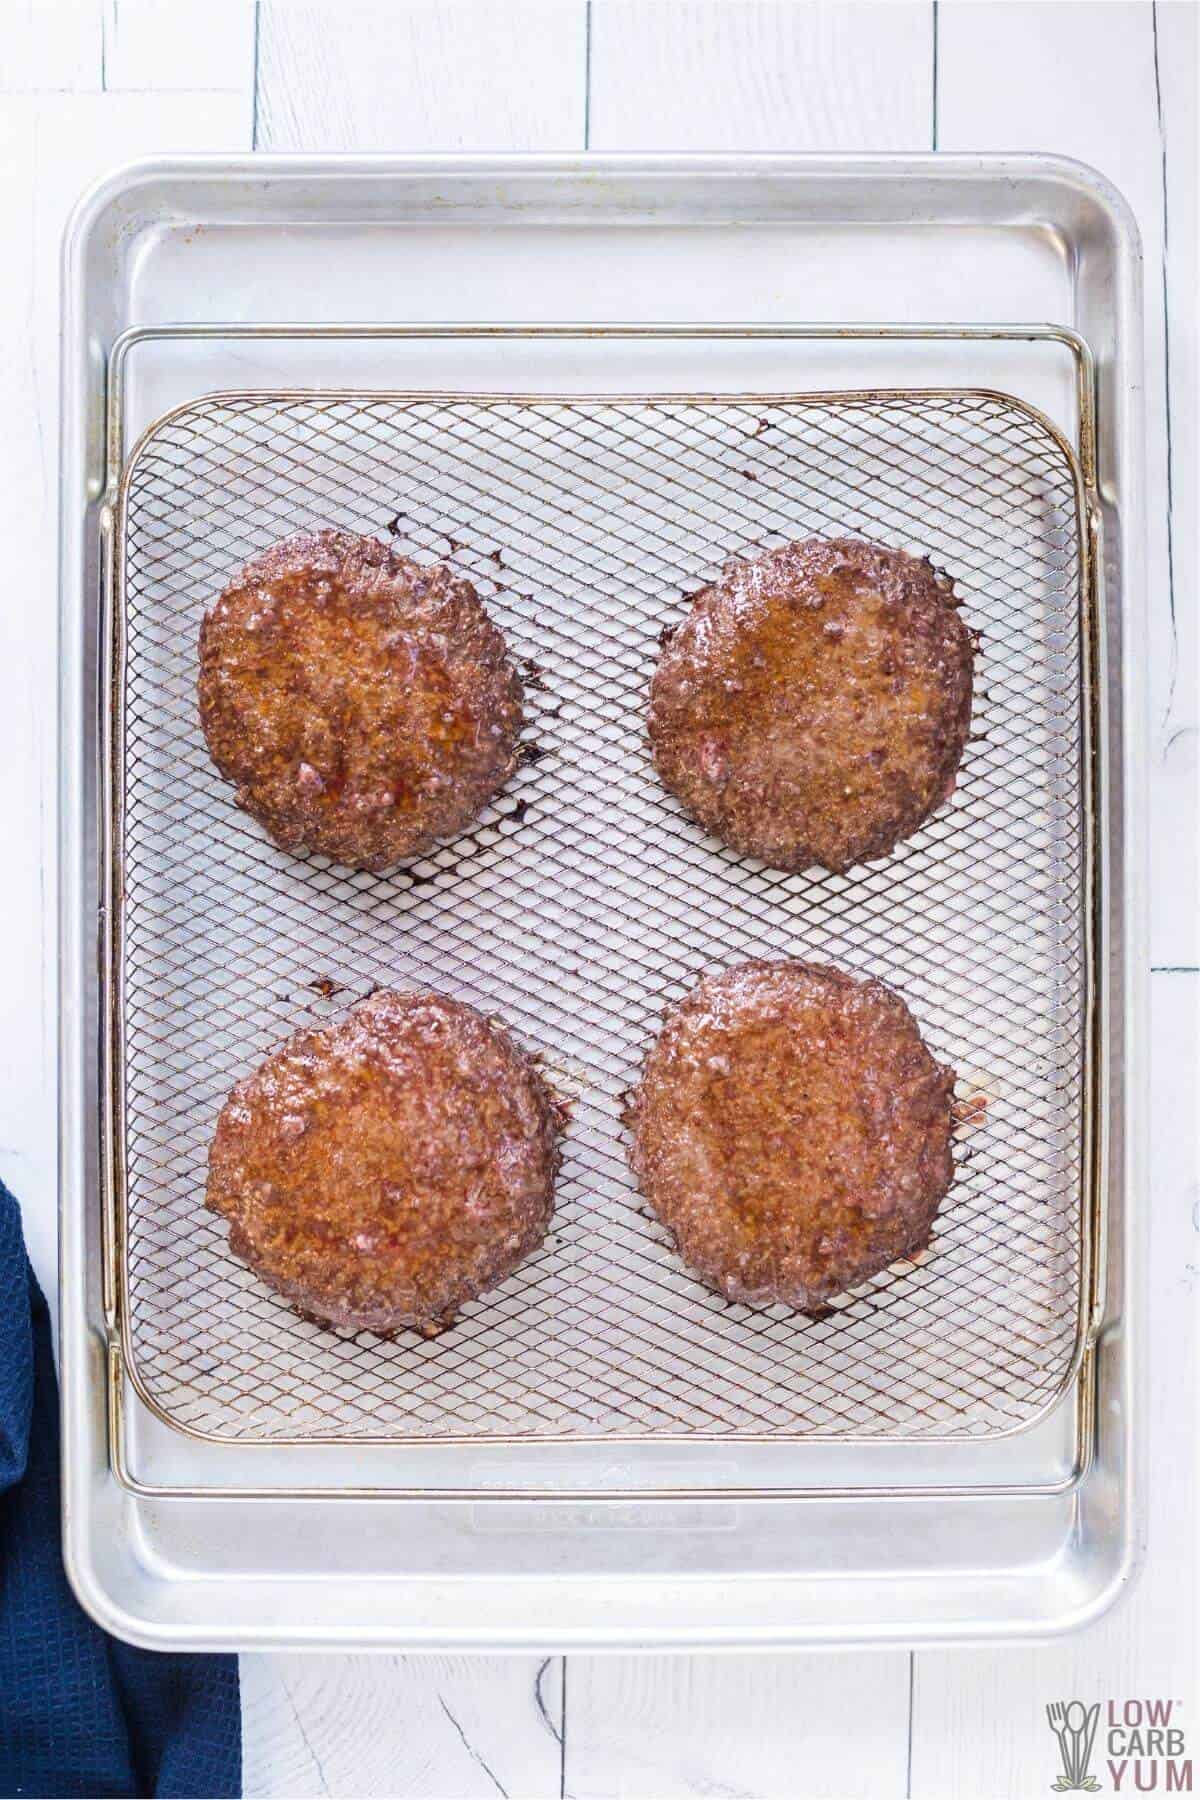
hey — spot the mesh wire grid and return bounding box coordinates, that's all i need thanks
[114,386,1088,1445]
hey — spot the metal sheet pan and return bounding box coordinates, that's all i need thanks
[59,154,1144,1648]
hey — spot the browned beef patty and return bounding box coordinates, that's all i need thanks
[198,530,523,870]
[206,990,561,1335]
[648,537,974,873]
[626,959,955,1310]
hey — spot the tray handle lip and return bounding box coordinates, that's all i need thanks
[59,1498,1142,1657]
[60,149,1144,272]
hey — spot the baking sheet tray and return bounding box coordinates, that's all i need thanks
[60,155,1143,1648]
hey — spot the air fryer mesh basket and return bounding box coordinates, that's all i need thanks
[112,385,1088,1444]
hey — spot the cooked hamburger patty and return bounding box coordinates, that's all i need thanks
[206,990,561,1335]
[626,959,955,1310]
[198,529,523,870]
[648,537,974,872]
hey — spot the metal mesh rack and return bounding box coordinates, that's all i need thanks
[110,372,1092,1447]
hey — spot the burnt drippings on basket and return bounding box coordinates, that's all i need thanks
[308,975,345,1000]
[517,1046,575,1130]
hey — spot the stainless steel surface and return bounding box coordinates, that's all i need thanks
[59,154,1143,1649]
[108,343,1097,1463]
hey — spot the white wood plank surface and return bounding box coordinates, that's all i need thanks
[0,4,1192,1796]
[2,0,102,92]
[1154,0,1198,972]
[100,0,256,95]
[588,0,933,150]
[241,1654,564,1799]
[564,1654,910,1799]
[256,0,587,151]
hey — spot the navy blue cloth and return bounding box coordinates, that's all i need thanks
[0,1181,240,1798]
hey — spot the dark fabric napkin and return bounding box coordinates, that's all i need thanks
[0,1180,241,1798]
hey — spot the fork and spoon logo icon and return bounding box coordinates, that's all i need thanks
[1047,1701,1102,1792]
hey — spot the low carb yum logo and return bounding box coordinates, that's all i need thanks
[1047,1700,1193,1793]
